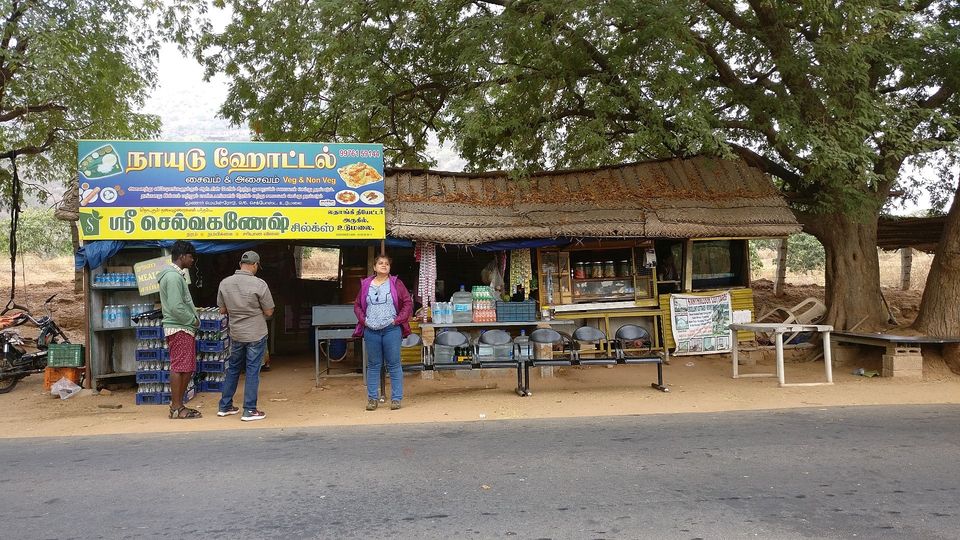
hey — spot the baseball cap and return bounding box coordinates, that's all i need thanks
[240,251,261,265]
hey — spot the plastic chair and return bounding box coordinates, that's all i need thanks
[432,330,472,371]
[400,333,424,372]
[434,329,469,347]
[379,332,426,400]
[477,329,525,395]
[570,326,616,365]
[756,297,827,344]
[520,328,573,396]
[613,324,667,392]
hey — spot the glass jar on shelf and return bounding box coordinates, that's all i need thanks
[573,262,586,279]
[617,259,631,277]
[603,261,616,278]
[590,261,603,278]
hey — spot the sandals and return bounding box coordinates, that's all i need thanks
[169,406,202,419]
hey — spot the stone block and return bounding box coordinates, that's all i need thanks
[882,354,923,379]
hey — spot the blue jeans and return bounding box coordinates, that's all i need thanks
[219,336,266,413]
[364,325,402,401]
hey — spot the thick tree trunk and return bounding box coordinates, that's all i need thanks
[911,184,960,374]
[802,212,886,330]
[912,186,960,337]
[774,238,788,297]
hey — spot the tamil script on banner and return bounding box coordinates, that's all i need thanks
[669,291,733,356]
[76,140,385,240]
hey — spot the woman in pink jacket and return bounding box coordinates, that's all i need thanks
[353,254,413,411]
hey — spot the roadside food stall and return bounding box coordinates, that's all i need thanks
[66,148,800,400]
[383,156,800,368]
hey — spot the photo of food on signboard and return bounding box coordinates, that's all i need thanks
[360,190,384,205]
[337,162,383,189]
[335,190,359,205]
[79,144,123,180]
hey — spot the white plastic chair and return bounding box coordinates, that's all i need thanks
[756,297,827,344]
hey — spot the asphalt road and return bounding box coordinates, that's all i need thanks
[2,405,959,539]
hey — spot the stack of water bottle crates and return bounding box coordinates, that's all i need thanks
[134,311,195,405]
[196,307,229,393]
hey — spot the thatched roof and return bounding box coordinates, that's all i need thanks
[386,155,800,244]
[878,215,944,253]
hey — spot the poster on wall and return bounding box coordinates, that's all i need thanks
[76,140,386,240]
[669,291,733,356]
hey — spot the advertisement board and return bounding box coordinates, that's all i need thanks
[76,141,385,240]
[669,291,733,355]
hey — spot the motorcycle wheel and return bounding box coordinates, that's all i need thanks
[0,355,22,393]
[0,374,22,394]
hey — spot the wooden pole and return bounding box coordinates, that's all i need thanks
[774,238,788,297]
[900,247,913,291]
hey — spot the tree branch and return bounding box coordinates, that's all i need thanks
[0,129,58,161]
[0,102,67,123]
[728,143,804,188]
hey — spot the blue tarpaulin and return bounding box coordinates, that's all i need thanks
[76,238,416,270]
[76,237,570,270]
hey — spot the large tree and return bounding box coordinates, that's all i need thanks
[0,0,160,299]
[178,0,959,329]
[0,0,160,206]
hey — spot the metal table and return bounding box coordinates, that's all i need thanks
[312,305,364,386]
[729,323,834,387]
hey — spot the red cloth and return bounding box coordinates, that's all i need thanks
[353,275,413,338]
[166,331,196,373]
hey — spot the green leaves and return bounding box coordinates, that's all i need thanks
[0,0,162,208]
[167,0,958,216]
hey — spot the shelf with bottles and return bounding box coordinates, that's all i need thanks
[91,272,139,290]
[538,241,659,307]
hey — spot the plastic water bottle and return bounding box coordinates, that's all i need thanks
[451,285,473,324]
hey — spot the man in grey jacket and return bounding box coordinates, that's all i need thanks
[216,251,275,421]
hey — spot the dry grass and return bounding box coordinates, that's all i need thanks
[753,248,932,291]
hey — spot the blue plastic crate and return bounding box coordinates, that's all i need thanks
[135,349,163,361]
[198,338,229,353]
[135,370,171,384]
[135,388,195,406]
[199,317,228,332]
[199,380,223,393]
[135,392,167,405]
[198,360,226,373]
[136,327,164,340]
[495,301,537,322]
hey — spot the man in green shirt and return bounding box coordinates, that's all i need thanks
[158,240,201,419]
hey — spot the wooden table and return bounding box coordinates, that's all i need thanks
[729,323,834,387]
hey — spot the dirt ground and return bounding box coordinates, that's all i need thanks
[3,348,960,439]
[0,253,956,439]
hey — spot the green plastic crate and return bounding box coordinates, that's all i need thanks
[47,343,85,368]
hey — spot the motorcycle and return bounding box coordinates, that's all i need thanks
[0,294,73,394]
